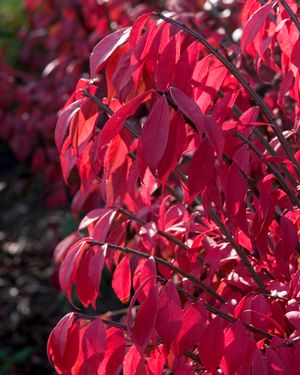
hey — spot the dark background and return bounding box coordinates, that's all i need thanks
[0,3,72,373]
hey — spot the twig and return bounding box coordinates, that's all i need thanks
[83,89,140,138]
[281,0,300,34]
[175,285,273,339]
[119,208,188,250]
[88,240,226,303]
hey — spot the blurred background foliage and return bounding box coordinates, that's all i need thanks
[0,0,26,66]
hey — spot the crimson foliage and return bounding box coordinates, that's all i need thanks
[48,0,300,373]
[0,0,153,208]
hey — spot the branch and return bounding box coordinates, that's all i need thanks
[83,89,141,138]
[175,285,273,339]
[119,208,189,251]
[88,240,226,303]
[281,0,300,34]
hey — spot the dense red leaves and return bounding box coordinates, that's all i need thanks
[45,1,300,374]
[1,0,161,209]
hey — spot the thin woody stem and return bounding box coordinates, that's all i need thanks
[281,0,300,34]
[81,311,300,347]
[119,208,189,250]
[175,285,273,340]
[78,263,272,340]
[88,240,226,303]
[83,89,141,138]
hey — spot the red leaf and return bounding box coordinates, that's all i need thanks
[88,245,106,309]
[251,348,268,375]
[170,87,224,157]
[133,257,157,302]
[55,99,83,151]
[291,38,300,67]
[198,317,224,372]
[221,320,249,374]
[241,2,276,53]
[90,27,131,76]
[60,137,76,184]
[79,208,114,231]
[81,318,106,372]
[59,238,89,304]
[92,209,117,242]
[188,137,215,202]
[140,95,170,174]
[280,216,298,254]
[98,91,152,149]
[174,41,199,96]
[285,311,300,330]
[173,299,207,355]
[155,36,179,90]
[98,327,125,375]
[225,146,249,220]
[170,86,204,130]
[212,90,240,124]
[75,249,95,307]
[47,313,79,373]
[70,100,98,155]
[157,111,186,181]
[156,280,183,348]
[129,12,153,49]
[123,346,146,375]
[265,348,285,374]
[197,59,228,113]
[112,256,132,304]
[131,285,158,351]
[54,232,82,265]
[147,344,168,375]
[239,106,260,125]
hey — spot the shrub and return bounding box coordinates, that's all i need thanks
[49,1,300,373]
